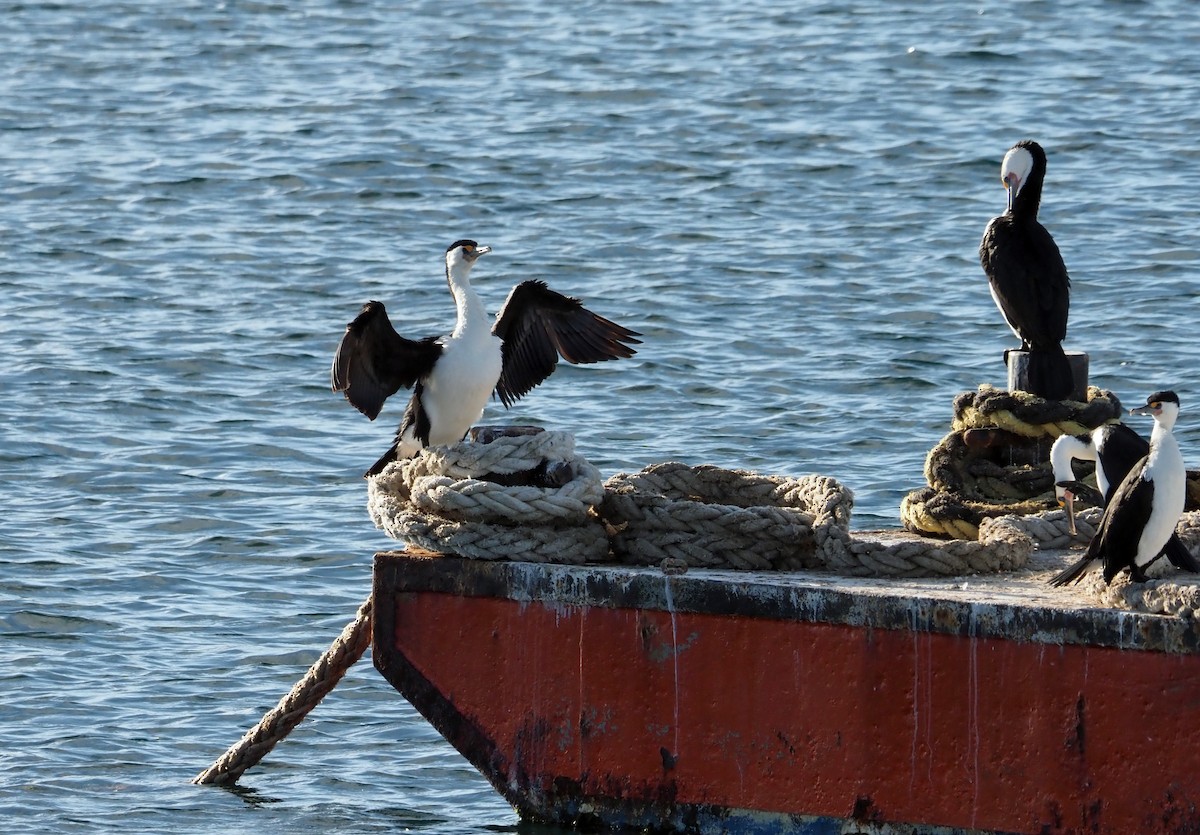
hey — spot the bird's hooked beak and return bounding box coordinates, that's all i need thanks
[1130,402,1160,418]
[1003,172,1020,212]
[467,245,492,262]
[1056,483,1078,537]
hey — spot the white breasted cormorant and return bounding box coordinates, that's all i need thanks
[979,140,1073,400]
[332,240,641,476]
[1051,422,1199,571]
[1050,391,1187,586]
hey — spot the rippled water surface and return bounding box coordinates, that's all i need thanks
[6,1,1200,831]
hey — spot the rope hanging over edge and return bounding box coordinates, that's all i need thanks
[191,596,373,787]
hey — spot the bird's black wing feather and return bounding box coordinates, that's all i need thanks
[1096,423,1149,503]
[981,217,1039,345]
[1096,460,1155,583]
[331,301,442,420]
[492,280,641,408]
[1050,455,1152,587]
[979,216,1070,348]
[1027,222,1070,341]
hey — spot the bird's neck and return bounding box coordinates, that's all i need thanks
[1148,419,1180,469]
[1050,434,1093,482]
[1151,415,1177,443]
[447,269,489,338]
[1011,174,1043,220]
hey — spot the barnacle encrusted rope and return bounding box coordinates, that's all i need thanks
[368,431,610,563]
[900,385,1123,539]
[192,596,373,786]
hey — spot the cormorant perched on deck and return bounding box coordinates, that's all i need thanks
[980,140,1073,400]
[332,240,641,476]
[1051,422,1199,572]
[1050,392,1187,586]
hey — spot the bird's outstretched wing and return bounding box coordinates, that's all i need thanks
[492,280,641,408]
[331,301,442,420]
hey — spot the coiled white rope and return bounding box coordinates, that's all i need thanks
[368,431,610,564]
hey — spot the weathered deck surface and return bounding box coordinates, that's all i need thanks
[373,539,1200,834]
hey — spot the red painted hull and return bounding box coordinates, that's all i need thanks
[372,551,1200,834]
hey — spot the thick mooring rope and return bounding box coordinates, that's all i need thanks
[821,513,1037,577]
[1091,570,1200,619]
[599,463,850,570]
[368,431,611,563]
[950,385,1123,438]
[901,385,1123,539]
[598,461,1044,577]
[192,597,372,787]
[397,430,577,481]
[368,432,1097,577]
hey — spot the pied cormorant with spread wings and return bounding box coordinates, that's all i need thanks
[332,240,641,476]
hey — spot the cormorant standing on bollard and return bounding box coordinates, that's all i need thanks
[980,140,1073,400]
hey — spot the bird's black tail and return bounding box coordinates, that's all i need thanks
[364,441,399,478]
[1163,533,1200,573]
[1027,346,1074,401]
[1048,552,1096,587]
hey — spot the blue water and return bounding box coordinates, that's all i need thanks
[5,1,1200,831]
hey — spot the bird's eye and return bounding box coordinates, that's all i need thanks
[1151,402,1161,409]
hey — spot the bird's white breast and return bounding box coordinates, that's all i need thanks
[422,328,503,447]
[1136,433,1186,566]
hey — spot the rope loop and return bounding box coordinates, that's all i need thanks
[401,430,577,481]
[368,429,610,563]
[951,384,1122,439]
[903,386,1126,539]
[598,463,851,571]
[408,460,605,526]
